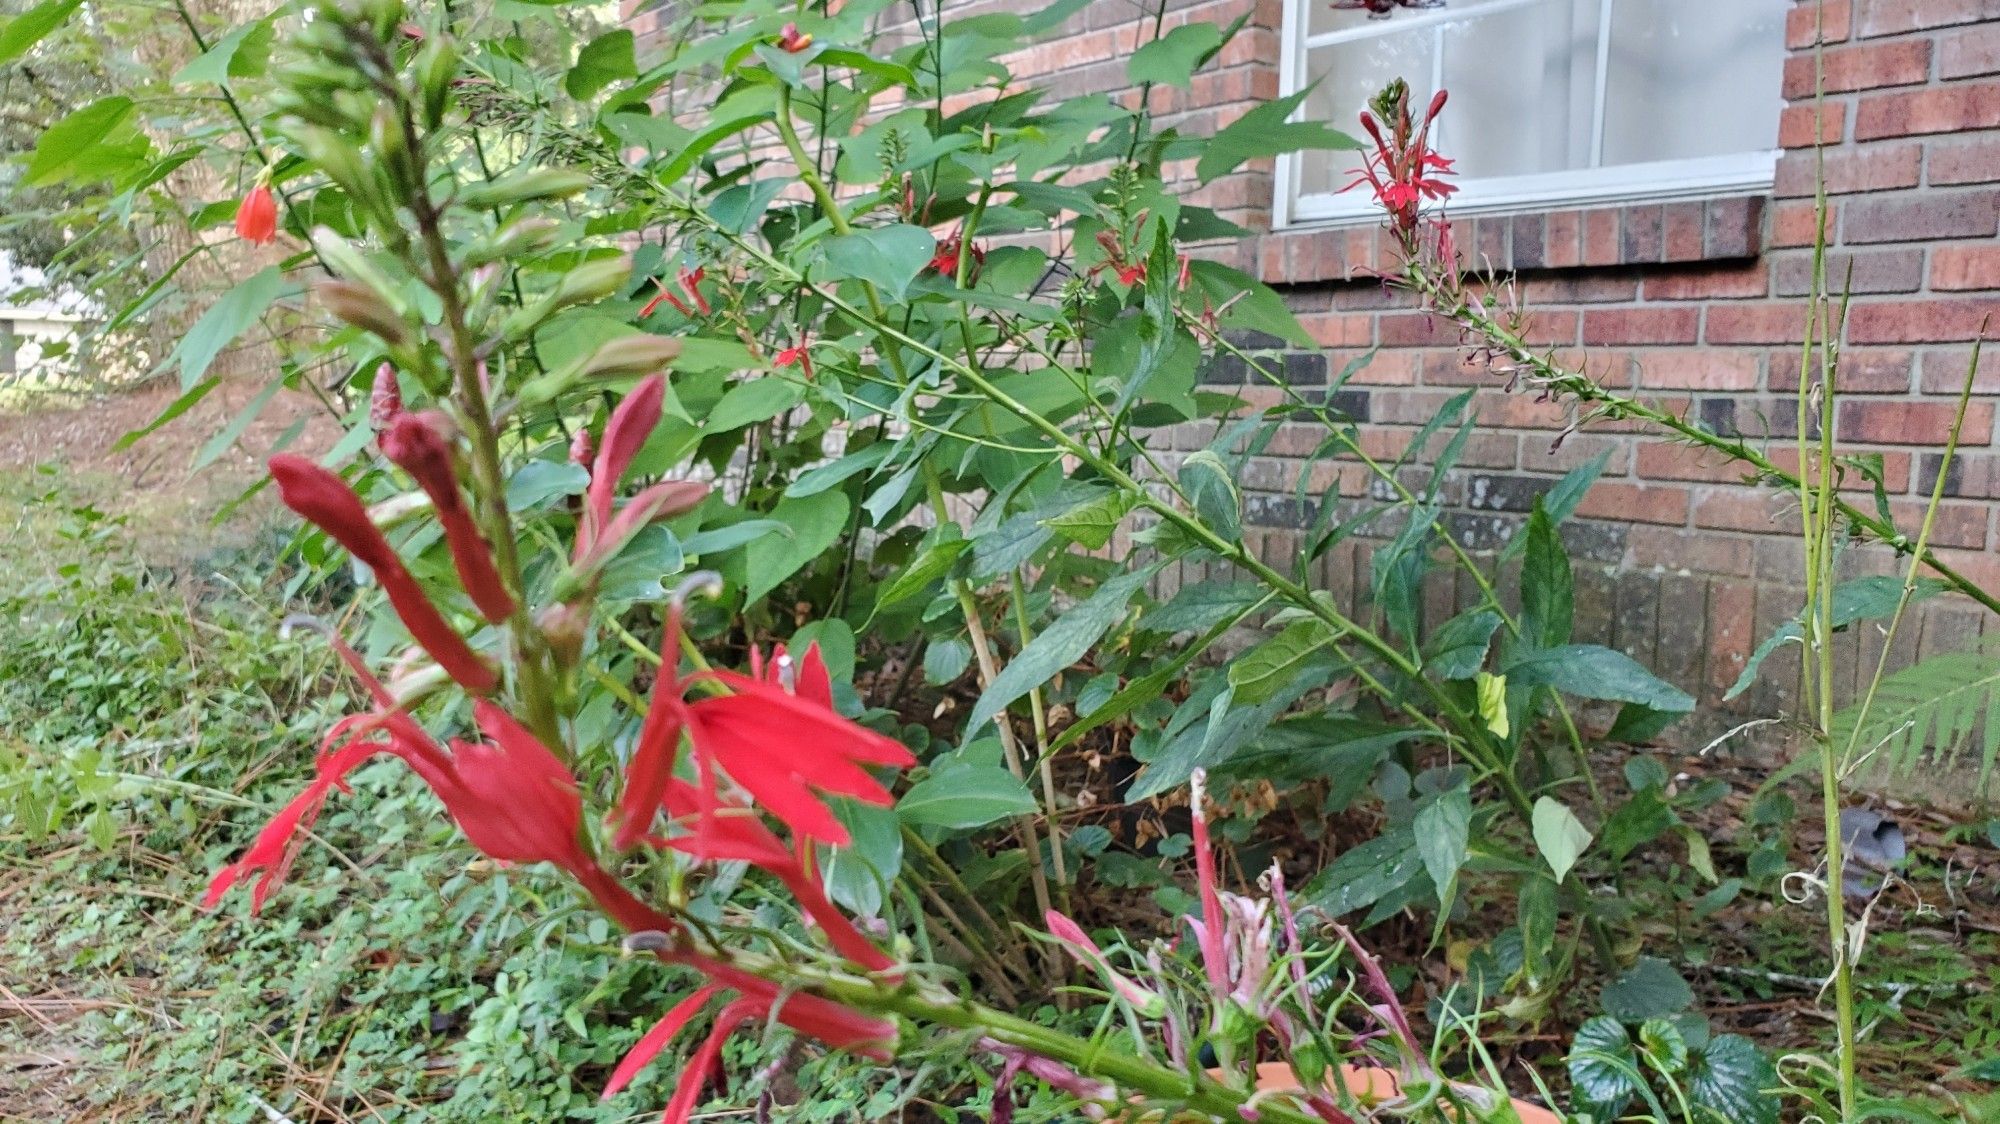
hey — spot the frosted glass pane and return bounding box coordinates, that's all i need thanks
[1601,0,1789,165]
[1437,3,1595,178]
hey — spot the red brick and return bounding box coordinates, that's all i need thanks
[1633,350,1763,390]
[1772,200,1838,248]
[1519,310,1581,348]
[1841,191,2000,242]
[1707,303,1813,345]
[1853,83,2000,140]
[1583,308,1700,346]
[1847,298,2000,342]
[1636,442,1763,485]
[1583,208,1622,265]
[1837,399,1995,444]
[1918,346,2000,393]
[1942,22,2000,79]
[1693,488,1792,534]
[1378,312,1465,348]
[1343,349,1421,387]
[1781,102,1848,148]
[1663,203,1705,260]
[1768,447,1913,491]
[1790,0,1854,47]
[1770,348,1915,393]
[1575,483,1690,526]
[1782,39,1932,98]
[1644,264,1770,301]
[1298,311,1374,347]
[1705,197,1765,259]
[1929,135,2000,185]
[1886,499,1990,547]
[1771,247,1926,295]
[1931,244,2000,290]
[1626,526,1754,576]
[1857,0,2000,38]
[1544,210,1583,269]
[1705,578,1756,696]
[1772,143,1922,197]
[1522,274,1641,303]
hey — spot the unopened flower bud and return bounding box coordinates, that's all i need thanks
[370,364,403,429]
[582,334,682,380]
[569,427,594,466]
[537,602,590,668]
[553,255,631,305]
[417,38,459,128]
[459,167,594,209]
[317,278,410,347]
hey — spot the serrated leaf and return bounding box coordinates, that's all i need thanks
[1127,22,1222,88]
[25,96,143,186]
[1520,500,1573,649]
[1228,618,1333,704]
[1424,609,1499,680]
[1139,580,1267,635]
[819,223,936,302]
[1507,644,1694,712]
[967,568,1154,734]
[1196,87,1359,184]
[923,637,971,685]
[1639,1018,1689,1072]
[1040,489,1133,550]
[740,491,847,604]
[1568,1016,1640,1119]
[897,765,1035,829]
[566,29,636,99]
[1688,1035,1778,1124]
[1602,956,1693,1022]
[1532,796,1592,884]
[1178,451,1240,544]
[1298,828,1421,917]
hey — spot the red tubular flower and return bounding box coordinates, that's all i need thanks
[610,606,693,850]
[1188,769,1231,1007]
[662,781,894,971]
[380,412,516,624]
[638,278,692,319]
[685,670,914,845]
[601,986,723,1100]
[236,182,278,245]
[369,364,403,430]
[927,235,984,282]
[1346,85,1456,239]
[268,456,497,694]
[677,266,711,315]
[570,376,707,579]
[433,702,590,870]
[203,733,385,911]
[773,339,814,380]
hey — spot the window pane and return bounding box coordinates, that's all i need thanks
[1436,1,1596,178]
[1600,0,1789,166]
[1299,32,1436,197]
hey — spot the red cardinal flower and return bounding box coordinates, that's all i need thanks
[637,266,710,319]
[927,234,984,282]
[268,455,498,694]
[1345,84,1456,239]
[236,182,278,245]
[379,411,516,624]
[773,339,814,380]
[609,602,694,850]
[369,365,403,430]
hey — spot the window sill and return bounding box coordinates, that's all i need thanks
[1248,195,1767,286]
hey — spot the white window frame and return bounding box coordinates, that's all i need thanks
[1273,0,1784,230]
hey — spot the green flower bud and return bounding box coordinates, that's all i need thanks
[417,38,459,129]
[458,167,594,210]
[316,278,411,347]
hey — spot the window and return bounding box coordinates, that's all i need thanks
[1276,0,1791,227]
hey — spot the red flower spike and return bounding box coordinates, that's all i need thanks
[584,374,665,545]
[658,999,757,1124]
[677,956,898,1057]
[236,183,278,245]
[268,456,498,694]
[1189,769,1230,1005]
[602,986,723,1100]
[380,412,515,624]
[204,735,384,911]
[677,266,711,316]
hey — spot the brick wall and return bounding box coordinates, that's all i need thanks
[627,0,2000,740]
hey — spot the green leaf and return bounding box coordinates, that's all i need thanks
[596,524,684,604]
[785,443,890,498]
[706,377,804,432]
[173,19,271,85]
[192,376,286,470]
[875,532,966,611]
[1127,22,1222,88]
[819,224,936,302]
[1507,644,1695,712]
[1140,580,1268,635]
[1728,575,1947,700]
[1196,87,1359,184]
[1568,1017,1641,1119]
[967,568,1155,734]
[1602,956,1694,1022]
[112,377,219,451]
[1520,500,1573,649]
[0,0,82,64]
[1688,1035,1779,1124]
[1298,828,1422,917]
[1228,618,1333,704]
[26,96,144,186]
[678,519,789,556]
[821,800,902,917]
[1414,785,1471,912]
[1518,874,1557,982]
[897,765,1036,829]
[923,637,971,685]
[505,461,590,510]
[1178,449,1241,544]
[1639,1018,1690,1073]
[1600,788,1675,862]
[566,29,636,98]
[168,266,285,390]
[1424,609,1499,680]
[1532,796,1592,884]
[740,491,848,604]
[1040,489,1133,550]
[708,179,789,236]
[1961,1056,2000,1082]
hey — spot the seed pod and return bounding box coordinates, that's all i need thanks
[317,278,411,347]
